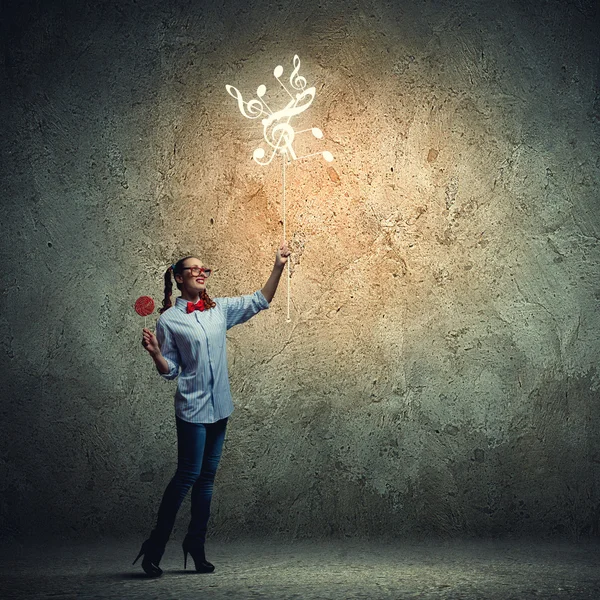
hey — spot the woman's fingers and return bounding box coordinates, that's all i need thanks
[141,329,157,351]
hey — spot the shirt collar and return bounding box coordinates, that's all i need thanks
[175,297,193,313]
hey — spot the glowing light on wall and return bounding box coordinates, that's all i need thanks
[226,55,334,321]
[226,55,334,166]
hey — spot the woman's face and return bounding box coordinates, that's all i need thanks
[176,257,209,294]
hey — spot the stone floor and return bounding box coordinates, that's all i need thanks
[2,537,600,599]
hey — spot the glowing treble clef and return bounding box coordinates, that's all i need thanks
[226,54,333,165]
[253,122,296,165]
[253,87,316,165]
[289,55,307,91]
[225,85,268,119]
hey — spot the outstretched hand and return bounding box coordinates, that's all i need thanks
[275,242,291,268]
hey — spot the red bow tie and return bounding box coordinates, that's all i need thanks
[186,299,206,313]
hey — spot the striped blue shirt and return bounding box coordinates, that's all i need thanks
[155,290,270,423]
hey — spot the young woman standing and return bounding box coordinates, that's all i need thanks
[134,243,290,577]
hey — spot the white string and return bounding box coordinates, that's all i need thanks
[282,152,291,322]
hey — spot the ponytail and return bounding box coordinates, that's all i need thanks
[199,289,216,310]
[159,266,175,314]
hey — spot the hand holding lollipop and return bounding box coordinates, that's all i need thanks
[135,295,161,356]
[141,328,160,356]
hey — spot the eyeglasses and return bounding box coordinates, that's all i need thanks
[182,267,212,277]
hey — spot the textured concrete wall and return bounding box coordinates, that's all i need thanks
[1,0,599,539]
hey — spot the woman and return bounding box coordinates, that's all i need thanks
[134,242,291,577]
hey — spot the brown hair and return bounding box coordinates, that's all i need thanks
[159,256,216,314]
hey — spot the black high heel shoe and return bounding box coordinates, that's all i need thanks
[132,539,164,577]
[182,538,215,573]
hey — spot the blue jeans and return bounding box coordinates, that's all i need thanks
[149,415,228,549]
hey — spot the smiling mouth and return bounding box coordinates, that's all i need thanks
[196,279,205,283]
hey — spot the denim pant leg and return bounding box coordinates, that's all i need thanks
[150,417,207,549]
[186,417,228,544]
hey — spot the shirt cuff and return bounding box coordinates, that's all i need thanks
[159,359,179,380]
[256,289,270,308]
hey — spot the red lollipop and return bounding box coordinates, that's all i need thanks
[135,296,155,317]
[135,296,155,327]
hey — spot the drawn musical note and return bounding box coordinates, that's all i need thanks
[226,55,333,166]
[289,55,307,91]
[225,55,339,324]
[225,85,269,119]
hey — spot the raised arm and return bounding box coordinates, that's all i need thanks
[261,242,291,303]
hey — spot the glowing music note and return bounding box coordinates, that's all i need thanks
[225,55,334,166]
[225,55,336,324]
